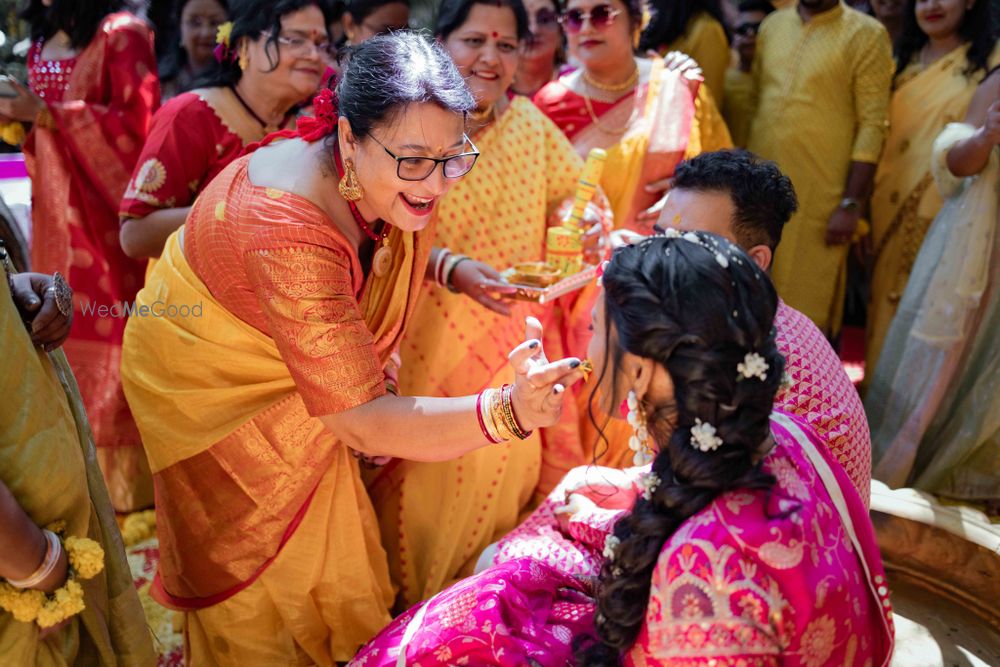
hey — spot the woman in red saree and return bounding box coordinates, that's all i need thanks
[119,0,335,260]
[353,234,893,666]
[120,34,583,665]
[0,0,160,512]
[535,0,732,233]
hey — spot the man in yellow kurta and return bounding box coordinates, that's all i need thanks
[747,0,893,335]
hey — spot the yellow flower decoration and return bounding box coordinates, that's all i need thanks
[0,531,105,628]
[36,579,85,628]
[64,536,105,580]
[216,21,233,47]
[121,509,157,547]
[0,582,45,622]
[0,121,25,146]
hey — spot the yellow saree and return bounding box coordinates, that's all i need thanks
[0,265,154,665]
[867,44,998,374]
[367,97,584,608]
[121,156,428,664]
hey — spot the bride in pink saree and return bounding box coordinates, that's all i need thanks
[352,233,893,666]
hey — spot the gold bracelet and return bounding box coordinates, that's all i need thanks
[479,388,507,443]
[35,107,55,130]
[498,384,532,440]
[487,387,515,441]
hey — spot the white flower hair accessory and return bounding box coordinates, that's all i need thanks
[737,352,769,381]
[603,535,621,561]
[639,472,661,501]
[690,418,724,452]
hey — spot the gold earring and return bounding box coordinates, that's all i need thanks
[238,41,249,71]
[339,158,364,201]
[626,390,654,466]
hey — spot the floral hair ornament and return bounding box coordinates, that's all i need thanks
[603,534,620,561]
[639,471,661,501]
[213,21,235,64]
[690,418,724,452]
[659,228,734,269]
[737,351,769,381]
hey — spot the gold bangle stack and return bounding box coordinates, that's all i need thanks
[479,385,532,442]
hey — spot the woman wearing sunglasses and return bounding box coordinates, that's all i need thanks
[534,0,732,235]
[366,0,610,611]
[120,0,335,261]
[511,0,565,96]
[120,32,583,665]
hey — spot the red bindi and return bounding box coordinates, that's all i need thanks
[491,31,499,38]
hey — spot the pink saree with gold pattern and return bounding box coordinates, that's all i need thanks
[353,411,893,666]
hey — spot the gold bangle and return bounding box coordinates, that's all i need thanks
[481,388,507,443]
[488,387,514,441]
[499,384,531,440]
[35,107,55,130]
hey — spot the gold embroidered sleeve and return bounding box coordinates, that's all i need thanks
[243,244,385,416]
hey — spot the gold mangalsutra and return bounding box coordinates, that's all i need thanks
[582,89,636,135]
[582,65,639,94]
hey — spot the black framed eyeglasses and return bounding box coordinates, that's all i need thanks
[370,134,480,181]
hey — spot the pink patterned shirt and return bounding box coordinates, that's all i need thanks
[774,300,871,506]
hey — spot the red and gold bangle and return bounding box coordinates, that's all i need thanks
[476,388,504,443]
[498,384,532,440]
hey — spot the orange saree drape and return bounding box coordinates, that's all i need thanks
[25,12,160,511]
[121,153,430,663]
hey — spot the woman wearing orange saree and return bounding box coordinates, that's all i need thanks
[0,0,160,512]
[535,0,732,233]
[120,33,583,665]
[367,0,608,610]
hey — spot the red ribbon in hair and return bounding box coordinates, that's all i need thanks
[241,80,340,155]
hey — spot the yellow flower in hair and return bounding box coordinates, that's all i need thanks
[0,121,25,146]
[216,21,233,47]
[64,536,105,580]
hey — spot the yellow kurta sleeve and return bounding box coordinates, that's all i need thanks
[849,25,894,163]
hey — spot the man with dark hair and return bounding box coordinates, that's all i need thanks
[722,0,775,146]
[655,149,872,506]
[747,0,892,337]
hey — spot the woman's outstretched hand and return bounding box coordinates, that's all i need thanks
[508,316,584,431]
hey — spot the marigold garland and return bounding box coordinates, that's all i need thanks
[0,530,105,628]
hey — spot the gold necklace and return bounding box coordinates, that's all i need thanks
[582,65,639,93]
[582,80,641,136]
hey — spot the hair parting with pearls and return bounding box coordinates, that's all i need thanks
[577,232,786,665]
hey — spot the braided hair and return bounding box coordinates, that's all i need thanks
[578,232,785,664]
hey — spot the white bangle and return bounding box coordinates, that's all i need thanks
[434,248,451,287]
[6,529,61,590]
